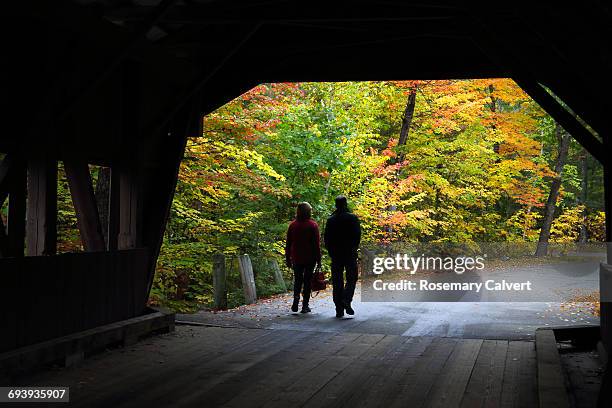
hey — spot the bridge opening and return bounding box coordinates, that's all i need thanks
[150,79,604,340]
[6,2,612,405]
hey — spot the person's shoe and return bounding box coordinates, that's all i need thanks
[335,309,345,318]
[301,306,311,313]
[291,298,299,313]
[344,302,355,315]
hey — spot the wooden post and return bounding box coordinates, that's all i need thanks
[601,155,612,354]
[0,155,11,205]
[237,254,257,304]
[7,157,26,257]
[213,253,227,309]
[94,166,111,248]
[269,259,287,291]
[360,249,375,277]
[0,155,10,257]
[107,166,120,251]
[0,216,8,257]
[64,161,106,252]
[117,166,140,250]
[26,156,57,256]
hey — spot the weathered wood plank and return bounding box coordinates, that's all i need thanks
[0,154,11,205]
[64,160,106,252]
[305,334,405,407]
[423,338,483,408]
[0,258,19,351]
[265,334,386,408]
[238,254,257,304]
[536,330,569,408]
[26,157,57,256]
[0,249,150,353]
[107,166,120,251]
[139,100,195,297]
[460,340,508,408]
[6,157,26,257]
[386,337,458,408]
[177,330,325,407]
[61,327,272,408]
[100,329,307,408]
[223,331,360,408]
[117,166,140,250]
[213,253,227,309]
[0,215,8,257]
[341,336,435,408]
[269,258,287,291]
[9,328,544,408]
[1,310,175,378]
[517,341,538,408]
[501,341,539,408]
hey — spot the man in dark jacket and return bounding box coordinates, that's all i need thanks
[324,196,361,318]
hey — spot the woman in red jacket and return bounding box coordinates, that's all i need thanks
[285,202,322,313]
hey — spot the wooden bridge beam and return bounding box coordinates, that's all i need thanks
[107,167,120,251]
[64,161,106,252]
[512,78,604,164]
[0,155,11,205]
[7,157,26,257]
[0,217,7,257]
[26,157,57,256]
[117,166,141,250]
[140,101,196,293]
[0,156,10,256]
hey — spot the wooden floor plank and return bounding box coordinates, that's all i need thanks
[178,330,326,408]
[501,341,539,408]
[346,336,436,408]
[501,341,521,408]
[460,340,508,408]
[422,338,483,408]
[385,337,459,408]
[15,326,546,408]
[536,330,569,408]
[517,341,538,408]
[125,329,314,408]
[191,330,335,407]
[73,327,283,408]
[222,331,362,408]
[264,333,387,408]
[304,334,407,407]
[24,326,274,408]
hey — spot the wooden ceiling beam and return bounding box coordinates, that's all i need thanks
[58,0,179,122]
[466,10,605,162]
[103,2,463,26]
[514,79,604,163]
[505,7,610,137]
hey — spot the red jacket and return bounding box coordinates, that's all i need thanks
[285,219,322,266]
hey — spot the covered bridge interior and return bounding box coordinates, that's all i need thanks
[3,1,612,405]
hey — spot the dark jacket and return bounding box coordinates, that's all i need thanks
[324,210,361,259]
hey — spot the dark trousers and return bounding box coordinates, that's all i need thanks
[293,263,315,305]
[331,257,358,310]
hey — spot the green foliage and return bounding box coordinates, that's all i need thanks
[57,163,81,253]
[151,80,605,312]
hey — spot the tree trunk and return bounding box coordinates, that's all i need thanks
[95,167,111,248]
[578,152,589,243]
[396,87,417,162]
[433,187,442,240]
[488,84,501,156]
[523,206,532,240]
[535,124,571,256]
